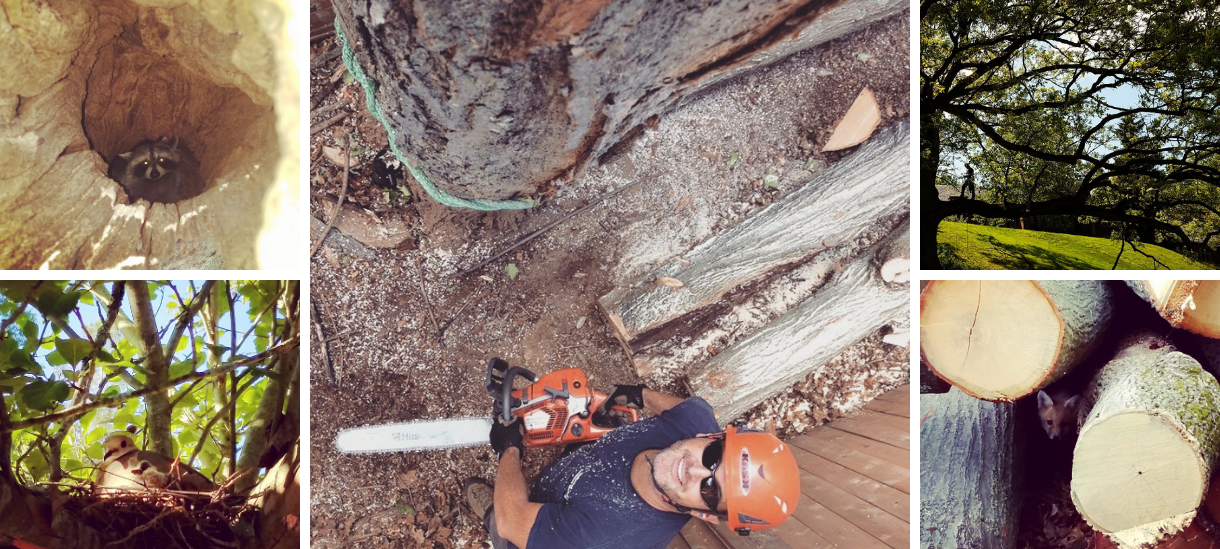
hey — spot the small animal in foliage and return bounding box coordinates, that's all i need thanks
[108,136,202,204]
[1036,389,1081,440]
[94,433,215,494]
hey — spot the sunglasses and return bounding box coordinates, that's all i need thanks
[699,439,724,511]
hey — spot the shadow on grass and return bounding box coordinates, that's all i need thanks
[976,234,1096,270]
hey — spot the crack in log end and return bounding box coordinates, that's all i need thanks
[960,280,983,375]
[678,0,847,86]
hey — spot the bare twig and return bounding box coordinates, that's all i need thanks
[310,133,351,258]
[415,256,443,343]
[437,281,490,340]
[104,506,176,547]
[310,47,342,69]
[460,180,642,275]
[312,300,336,384]
[310,111,350,136]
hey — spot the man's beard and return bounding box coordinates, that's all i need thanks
[649,445,692,502]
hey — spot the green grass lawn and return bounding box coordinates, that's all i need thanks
[936,221,1218,270]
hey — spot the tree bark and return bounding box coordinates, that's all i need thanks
[331,0,907,201]
[250,438,301,549]
[920,280,1116,401]
[689,223,908,423]
[0,473,102,549]
[128,281,174,457]
[1071,332,1220,538]
[920,387,1024,549]
[599,120,909,379]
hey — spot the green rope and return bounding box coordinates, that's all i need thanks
[334,18,534,211]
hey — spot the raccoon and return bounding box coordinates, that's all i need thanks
[108,136,202,204]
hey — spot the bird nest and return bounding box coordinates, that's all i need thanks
[64,488,254,549]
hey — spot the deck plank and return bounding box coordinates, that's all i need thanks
[863,397,908,418]
[790,442,908,521]
[790,429,909,490]
[787,493,890,549]
[828,411,910,450]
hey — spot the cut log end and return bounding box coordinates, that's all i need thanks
[920,280,1064,400]
[1072,411,1207,533]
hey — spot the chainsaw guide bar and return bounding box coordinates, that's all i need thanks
[333,417,493,454]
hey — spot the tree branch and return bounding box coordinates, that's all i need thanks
[1,339,298,433]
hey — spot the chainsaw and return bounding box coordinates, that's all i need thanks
[334,358,639,453]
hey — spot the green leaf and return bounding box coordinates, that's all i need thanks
[85,444,103,461]
[56,337,93,363]
[506,263,520,280]
[113,411,134,430]
[0,337,16,357]
[6,351,40,375]
[45,350,67,366]
[95,350,119,363]
[20,380,70,411]
[169,361,194,379]
[762,174,780,189]
[727,152,741,169]
[19,320,37,341]
[87,427,108,445]
[207,344,230,357]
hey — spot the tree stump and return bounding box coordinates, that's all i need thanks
[920,387,1024,549]
[920,280,1116,401]
[1126,281,1220,339]
[330,0,907,201]
[1071,332,1220,539]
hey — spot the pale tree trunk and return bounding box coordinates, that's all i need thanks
[920,387,1024,549]
[689,223,909,423]
[1071,332,1220,542]
[600,120,909,379]
[331,0,906,201]
[920,280,1116,401]
[128,281,174,457]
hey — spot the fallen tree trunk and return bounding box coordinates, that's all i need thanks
[920,280,1116,401]
[330,0,907,201]
[689,222,908,423]
[1125,280,1220,339]
[600,119,909,379]
[1071,332,1220,540]
[920,387,1024,549]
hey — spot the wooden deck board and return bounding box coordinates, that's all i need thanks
[826,411,910,450]
[669,385,910,548]
[790,443,908,520]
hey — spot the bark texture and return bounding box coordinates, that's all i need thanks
[920,387,1023,549]
[331,0,906,201]
[1071,331,1220,536]
[600,119,909,378]
[689,222,909,423]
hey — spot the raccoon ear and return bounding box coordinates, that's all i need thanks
[118,151,133,160]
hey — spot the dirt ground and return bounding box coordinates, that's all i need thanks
[309,11,911,548]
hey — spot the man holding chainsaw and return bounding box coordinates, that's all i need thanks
[464,377,800,549]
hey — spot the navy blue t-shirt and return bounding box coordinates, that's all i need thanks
[522,397,721,549]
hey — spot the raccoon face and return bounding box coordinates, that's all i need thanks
[120,136,180,182]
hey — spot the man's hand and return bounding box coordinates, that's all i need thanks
[490,418,525,458]
[604,384,647,410]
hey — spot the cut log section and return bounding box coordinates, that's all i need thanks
[920,280,1116,401]
[689,223,909,423]
[1070,332,1220,538]
[920,387,1023,549]
[599,120,909,379]
[1125,280,1220,339]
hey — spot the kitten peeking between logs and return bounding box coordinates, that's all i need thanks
[108,136,202,204]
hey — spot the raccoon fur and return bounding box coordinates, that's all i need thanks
[108,136,202,204]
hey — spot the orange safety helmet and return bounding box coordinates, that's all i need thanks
[720,424,800,534]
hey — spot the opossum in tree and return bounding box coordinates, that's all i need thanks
[1036,389,1081,440]
[108,136,202,204]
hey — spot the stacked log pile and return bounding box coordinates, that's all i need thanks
[920,280,1220,549]
[599,119,910,424]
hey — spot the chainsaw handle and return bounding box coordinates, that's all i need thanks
[487,361,537,424]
